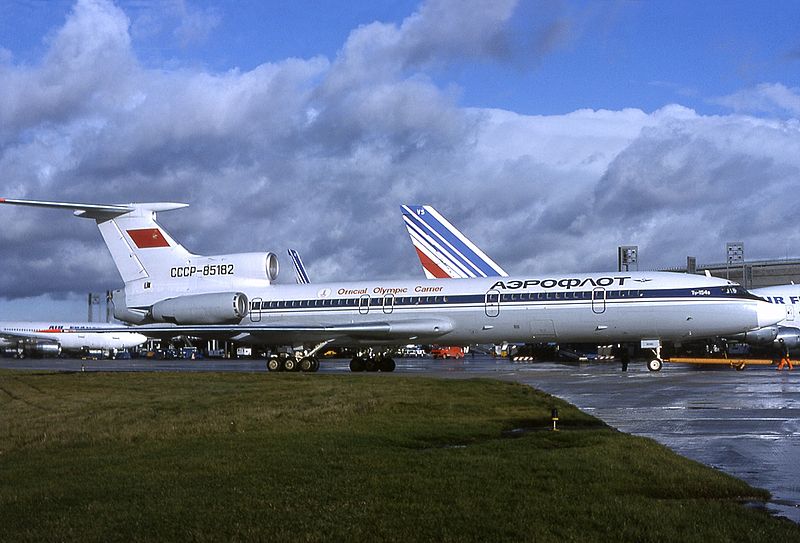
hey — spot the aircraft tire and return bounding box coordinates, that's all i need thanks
[300,357,314,372]
[365,358,379,372]
[284,357,297,372]
[379,357,396,372]
[267,358,281,372]
[647,358,663,372]
[350,357,366,372]
[310,358,320,372]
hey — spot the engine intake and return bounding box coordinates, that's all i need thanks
[264,252,279,281]
[151,292,249,325]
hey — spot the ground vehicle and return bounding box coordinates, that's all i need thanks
[397,346,427,358]
[430,346,464,359]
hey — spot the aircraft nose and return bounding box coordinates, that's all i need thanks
[756,301,786,328]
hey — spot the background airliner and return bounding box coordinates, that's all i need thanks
[0,197,784,372]
[740,284,800,350]
[0,321,147,357]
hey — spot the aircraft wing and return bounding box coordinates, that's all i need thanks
[109,318,454,344]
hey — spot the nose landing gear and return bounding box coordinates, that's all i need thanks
[647,342,663,372]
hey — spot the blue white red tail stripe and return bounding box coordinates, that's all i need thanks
[403,208,486,278]
[401,205,508,279]
[405,221,473,278]
[288,249,310,284]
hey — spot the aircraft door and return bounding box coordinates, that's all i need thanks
[787,303,795,322]
[591,288,606,314]
[485,289,500,317]
[250,297,262,322]
[383,294,395,314]
[359,294,370,315]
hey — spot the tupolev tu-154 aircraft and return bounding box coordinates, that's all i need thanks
[0,197,785,372]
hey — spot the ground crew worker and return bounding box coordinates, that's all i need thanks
[776,338,793,370]
[620,345,630,372]
[613,344,629,372]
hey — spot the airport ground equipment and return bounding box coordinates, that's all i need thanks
[667,357,774,371]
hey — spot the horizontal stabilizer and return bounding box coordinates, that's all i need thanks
[1,196,192,284]
[0,198,188,220]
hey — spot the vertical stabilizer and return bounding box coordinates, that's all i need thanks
[401,205,508,278]
[288,249,310,284]
[94,205,194,283]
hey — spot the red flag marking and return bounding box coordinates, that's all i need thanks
[127,228,170,248]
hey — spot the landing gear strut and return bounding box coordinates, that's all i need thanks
[647,344,663,372]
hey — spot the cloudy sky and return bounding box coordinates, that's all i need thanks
[1,0,800,320]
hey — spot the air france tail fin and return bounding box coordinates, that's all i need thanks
[400,205,508,279]
[0,198,192,284]
[288,249,310,284]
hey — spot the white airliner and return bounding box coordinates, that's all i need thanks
[0,197,785,372]
[0,321,147,357]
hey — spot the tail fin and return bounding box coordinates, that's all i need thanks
[288,249,310,284]
[0,198,192,283]
[400,205,508,279]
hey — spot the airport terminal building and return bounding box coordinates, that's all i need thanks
[664,258,800,289]
[619,245,800,289]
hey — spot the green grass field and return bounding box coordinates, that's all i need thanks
[1,370,797,542]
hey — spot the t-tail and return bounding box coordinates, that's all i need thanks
[400,204,508,279]
[0,198,279,324]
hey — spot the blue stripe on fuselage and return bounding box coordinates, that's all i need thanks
[250,286,754,312]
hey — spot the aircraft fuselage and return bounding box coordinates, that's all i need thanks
[151,271,778,347]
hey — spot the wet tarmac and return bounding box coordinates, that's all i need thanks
[2,355,798,523]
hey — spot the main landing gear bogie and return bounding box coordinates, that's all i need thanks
[300,356,320,372]
[266,353,320,373]
[350,355,396,373]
